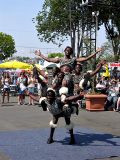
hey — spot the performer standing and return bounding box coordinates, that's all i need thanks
[79,60,107,92]
[27,88,84,144]
[40,89,84,144]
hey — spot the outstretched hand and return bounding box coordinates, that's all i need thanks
[97,59,106,67]
[96,48,103,52]
[100,59,106,65]
[80,91,86,97]
[35,50,42,57]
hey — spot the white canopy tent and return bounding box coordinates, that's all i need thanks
[41,61,60,69]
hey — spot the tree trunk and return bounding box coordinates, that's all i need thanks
[71,29,76,57]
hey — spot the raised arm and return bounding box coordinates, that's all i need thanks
[26,90,40,102]
[35,50,60,63]
[65,93,84,102]
[76,48,103,63]
[90,60,106,77]
[36,66,48,79]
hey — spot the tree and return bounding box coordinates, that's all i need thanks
[34,0,120,58]
[48,53,64,58]
[0,32,16,60]
[34,0,84,56]
[96,0,120,60]
[15,56,31,62]
[100,41,118,62]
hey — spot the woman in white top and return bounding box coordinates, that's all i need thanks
[1,72,11,103]
[17,72,27,105]
[28,72,37,105]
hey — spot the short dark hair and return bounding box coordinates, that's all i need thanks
[47,90,55,97]
[64,46,73,54]
[75,63,82,71]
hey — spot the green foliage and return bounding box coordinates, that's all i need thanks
[0,32,16,60]
[34,0,120,57]
[35,0,69,46]
[15,56,31,62]
[34,0,83,48]
[48,52,64,58]
[0,32,16,59]
[87,41,114,70]
[100,41,120,62]
[97,0,120,57]
[101,41,113,54]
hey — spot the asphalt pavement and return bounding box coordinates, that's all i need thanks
[0,96,120,160]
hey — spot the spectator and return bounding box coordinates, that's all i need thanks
[17,72,28,105]
[1,72,11,103]
[96,79,107,94]
[28,72,37,105]
[111,67,119,79]
[104,79,119,111]
[116,97,120,112]
[21,71,28,104]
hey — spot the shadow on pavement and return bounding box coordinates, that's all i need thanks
[56,132,120,146]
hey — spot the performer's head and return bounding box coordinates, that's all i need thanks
[47,88,56,103]
[53,66,60,77]
[32,66,39,79]
[64,46,73,57]
[57,72,64,83]
[74,63,82,74]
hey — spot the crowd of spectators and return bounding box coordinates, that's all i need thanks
[0,65,120,112]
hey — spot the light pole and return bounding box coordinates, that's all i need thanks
[69,0,72,45]
[92,10,99,89]
[69,0,75,57]
[92,11,99,51]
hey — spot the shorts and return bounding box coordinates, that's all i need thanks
[18,89,26,95]
[3,88,10,92]
[28,87,35,94]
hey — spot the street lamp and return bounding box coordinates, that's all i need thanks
[92,11,99,51]
[92,10,99,88]
[69,0,72,45]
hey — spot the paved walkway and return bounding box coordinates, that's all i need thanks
[0,96,120,160]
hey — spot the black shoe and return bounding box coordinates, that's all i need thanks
[47,138,54,144]
[69,137,75,145]
[76,107,79,115]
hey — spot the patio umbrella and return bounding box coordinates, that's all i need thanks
[0,60,33,70]
[34,64,42,69]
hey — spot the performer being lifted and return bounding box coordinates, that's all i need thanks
[35,46,102,79]
[35,47,102,101]
[73,60,106,94]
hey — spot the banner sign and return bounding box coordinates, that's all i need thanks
[108,63,120,67]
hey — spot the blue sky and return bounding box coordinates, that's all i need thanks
[0,0,106,57]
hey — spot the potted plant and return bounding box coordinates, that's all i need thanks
[85,92,107,111]
[82,60,107,111]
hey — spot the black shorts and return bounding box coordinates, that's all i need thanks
[3,88,10,92]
